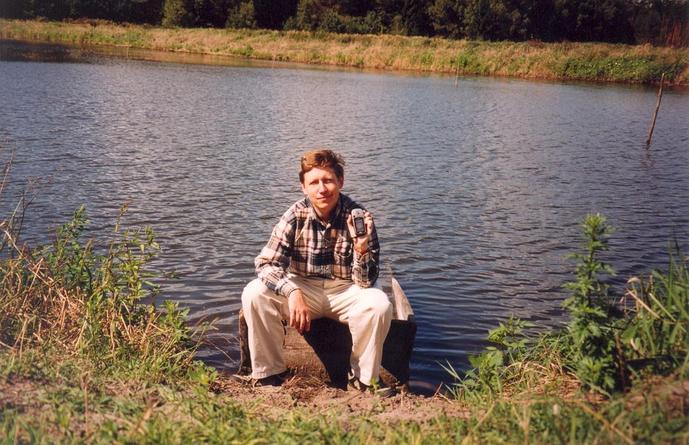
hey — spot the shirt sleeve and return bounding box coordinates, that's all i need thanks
[254,210,299,298]
[351,221,380,288]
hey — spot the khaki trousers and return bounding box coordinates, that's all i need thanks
[241,275,392,385]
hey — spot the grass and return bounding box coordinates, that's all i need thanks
[1,19,688,85]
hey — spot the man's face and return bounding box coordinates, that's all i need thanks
[301,166,344,221]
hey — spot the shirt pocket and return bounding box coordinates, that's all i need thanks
[332,236,352,266]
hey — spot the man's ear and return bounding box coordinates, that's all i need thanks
[338,176,344,189]
[300,181,307,194]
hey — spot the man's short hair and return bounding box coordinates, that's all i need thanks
[299,149,345,183]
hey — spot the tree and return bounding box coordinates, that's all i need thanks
[253,0,298,29]
[401,0,430,35]
[339,0,375,15]
[226,0,256,28]
[10,0,75,19]
[631,0,689,46]
[190,0,232,27]
[553,0,634,43]
[529,0,557,41]
[0,0,29,18]
[162,0,190,25]
[463,0,494,39]
[427,0,466,38]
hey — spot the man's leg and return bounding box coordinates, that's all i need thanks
[241,278,289,379]
[325,281,392,386]
[242,277,326,380]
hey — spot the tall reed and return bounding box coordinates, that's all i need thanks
[623,248,689,376]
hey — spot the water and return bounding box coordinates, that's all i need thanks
[2,42,688,391]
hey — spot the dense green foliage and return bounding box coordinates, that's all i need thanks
[561,214,621,393]
[0,0,686,45]
[451,214,689,398]
[438,214,689,442]
[0,205,197,382]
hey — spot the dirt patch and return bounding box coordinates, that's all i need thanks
[211,372,470,424]
[625,376,689,416]
[0,379,39,411]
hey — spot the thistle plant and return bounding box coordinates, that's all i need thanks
[563,214,620,394]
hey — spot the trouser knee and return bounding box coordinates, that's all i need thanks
[360,288,393,319]
[241,278,273,311]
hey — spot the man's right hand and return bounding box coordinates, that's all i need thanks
[288,289,311,334]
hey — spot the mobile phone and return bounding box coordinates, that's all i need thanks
[351,208,367,237]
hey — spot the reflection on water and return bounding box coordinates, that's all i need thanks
[2,42,689,390]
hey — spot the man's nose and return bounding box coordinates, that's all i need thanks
[317,182,327,192]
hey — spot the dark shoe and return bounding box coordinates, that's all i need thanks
[347,371,396,398]
[232,371,288,388]
[254,373,286,388]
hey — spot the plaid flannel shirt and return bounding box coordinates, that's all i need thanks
[255,194,380,298]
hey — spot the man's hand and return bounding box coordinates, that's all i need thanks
[347,211,374,255]
[288,289,311,334]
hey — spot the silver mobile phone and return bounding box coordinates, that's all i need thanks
[351,208,367,237]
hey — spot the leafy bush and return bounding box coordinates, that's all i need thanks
[445,316,532,401]
[226,1,256,29]
[0,205,196,381]
[450,213,689,399]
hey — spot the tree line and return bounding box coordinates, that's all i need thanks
[1,0,687,46]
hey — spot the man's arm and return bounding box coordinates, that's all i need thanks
[255,210,311,333]
[255,211,299,298]
[347,211,380,288]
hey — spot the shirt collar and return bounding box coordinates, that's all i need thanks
[307,195,344,229]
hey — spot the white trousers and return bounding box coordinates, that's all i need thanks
[241,275,392,385]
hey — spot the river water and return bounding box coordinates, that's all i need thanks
[1,42,688,391]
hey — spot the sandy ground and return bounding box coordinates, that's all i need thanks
[211,373,470,424]
[3,373,688,434]
[0,374,469,431]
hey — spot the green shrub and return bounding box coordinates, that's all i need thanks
[0,205,196,381]
[562,214,620,393]
[450,213,689,400]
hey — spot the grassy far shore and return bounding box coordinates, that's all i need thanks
[1,18,688,85]
[1,196,689,443]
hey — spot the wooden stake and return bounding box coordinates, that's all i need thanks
[454,53,460,87]
[646,72,665,147]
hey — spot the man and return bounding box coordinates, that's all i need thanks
[241,149,393,395]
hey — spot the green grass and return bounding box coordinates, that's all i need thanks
[3,346,686,443]
[1,19,687,85]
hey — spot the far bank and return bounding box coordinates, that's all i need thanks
[1,19,688,85]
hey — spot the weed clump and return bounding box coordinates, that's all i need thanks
[447,213,689,442]
[0,205,196,382]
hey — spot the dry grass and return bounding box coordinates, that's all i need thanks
[0,201,196,387]
[1,241,156,361]
[1,19,687,84]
